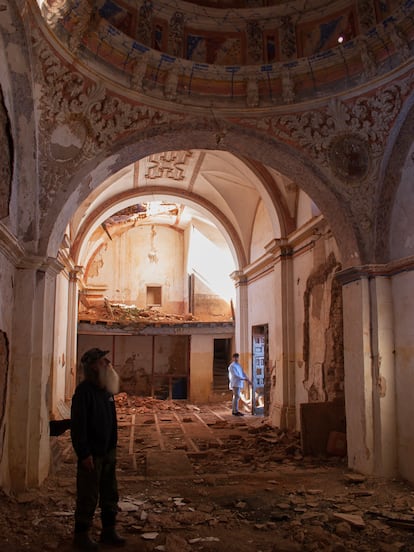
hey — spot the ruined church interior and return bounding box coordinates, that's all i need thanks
[1,0,414,548]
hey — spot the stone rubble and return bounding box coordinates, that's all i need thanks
[1,398,414,551]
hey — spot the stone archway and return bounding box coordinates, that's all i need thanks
[44,126,362,268]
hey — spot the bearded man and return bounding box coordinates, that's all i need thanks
[71,348,126,550]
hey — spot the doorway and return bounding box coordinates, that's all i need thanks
[213,338,231,392]
[252,325,268,416]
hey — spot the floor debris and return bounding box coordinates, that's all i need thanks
[1,397,414,551]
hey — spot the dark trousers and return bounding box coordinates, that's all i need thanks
[75,448,119,532]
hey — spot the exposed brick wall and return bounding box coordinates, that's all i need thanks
[303,253,344,402]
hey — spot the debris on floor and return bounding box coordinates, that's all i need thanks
[78,300,233,326]
[1,397,414,552]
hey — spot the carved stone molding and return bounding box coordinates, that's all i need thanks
[241,73,414,183]
[328,133,371,182]
[32,28,187,219]
[16,254,64,274]
[145,151,193,181]
[336,255,414,285]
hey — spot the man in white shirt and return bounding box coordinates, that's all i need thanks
[228,353,252,416]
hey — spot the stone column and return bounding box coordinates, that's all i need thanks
[7,256,63,491]
[231,271,249,372]
[338,266,397,476]
[272,241,296,430]
[65,266,82,401]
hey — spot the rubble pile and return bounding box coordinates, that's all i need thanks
[1,399,414,551]
[116,393,187,412]
[79,300,233,326]
[79,300,200,325]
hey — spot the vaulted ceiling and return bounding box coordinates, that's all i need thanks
[70,149,303,269]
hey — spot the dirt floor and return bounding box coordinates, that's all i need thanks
[1,396,414,552]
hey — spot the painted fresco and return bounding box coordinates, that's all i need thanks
[264,30,279,62]
[152,19,167,51]
[297,7,357,57]
[186,31,244,64]
[374,0,400,21]
[98,0,136,36]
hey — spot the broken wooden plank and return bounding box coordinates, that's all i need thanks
[193,413,223,446]
[173,412,200,452]
[128,413,136,454]
[153,413,166,451]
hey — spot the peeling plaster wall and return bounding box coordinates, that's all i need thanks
[295,238,343,418]
[247,229,343,430]
[393,267,414,482]
[112,335,153,396]
[0,87,12,220]
[86,225,185,312]
[0,251,13,487]
[78,334,190,400]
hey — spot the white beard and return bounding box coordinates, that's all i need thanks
[100,363,120,395]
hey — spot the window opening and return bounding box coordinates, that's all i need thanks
[147,285,162,306]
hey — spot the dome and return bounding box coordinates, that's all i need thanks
[37,0,414,106]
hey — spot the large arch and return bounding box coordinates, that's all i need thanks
[376,96,414,262]
[44,125,361,268]
[71,187,248,269]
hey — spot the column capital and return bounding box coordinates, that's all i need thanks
[230,270,247,285]
[69,265,84,282]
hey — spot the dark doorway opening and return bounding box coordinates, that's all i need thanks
[213,338,231,392]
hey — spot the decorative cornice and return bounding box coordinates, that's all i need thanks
[336,255,414,285]
[16,254,64,275]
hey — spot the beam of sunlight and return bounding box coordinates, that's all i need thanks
[187,226,235,302]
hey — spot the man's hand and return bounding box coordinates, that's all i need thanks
[81,455,95,472]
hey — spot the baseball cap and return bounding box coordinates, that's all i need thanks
[81,348,109,366]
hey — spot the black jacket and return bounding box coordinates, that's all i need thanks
[71,380,118,461]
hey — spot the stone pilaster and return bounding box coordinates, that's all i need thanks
[272,241,296,430]
[7,256,63,491]
[338,265,398,476]
[66,266,82,401]
[230,271,249,374]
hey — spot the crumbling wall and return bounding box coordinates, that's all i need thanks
[303,252,344,402]
[0,331,9,463]
[0,252,14,482]
[78,334,189,399]
[0,87,12,219]
[85,224,185,313]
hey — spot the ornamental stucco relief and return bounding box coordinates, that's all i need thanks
[30,16,414,264]
[33,29,186,217]
[243,75,414,181]
[145,151,192,181]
